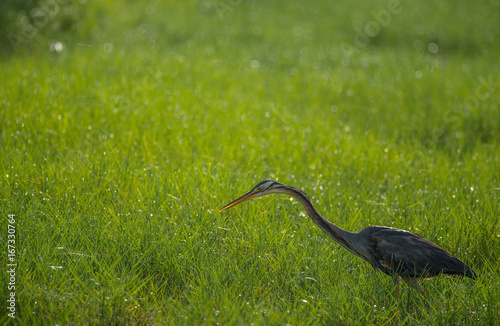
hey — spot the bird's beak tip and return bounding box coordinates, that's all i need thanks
[218,190,257,213]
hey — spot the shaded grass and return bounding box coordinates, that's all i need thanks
[1,0,500,325]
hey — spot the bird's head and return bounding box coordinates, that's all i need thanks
[219,180,283,212]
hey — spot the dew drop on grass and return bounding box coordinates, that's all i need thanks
[428,42,438,54]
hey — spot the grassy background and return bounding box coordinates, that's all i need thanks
[1,0,499,324]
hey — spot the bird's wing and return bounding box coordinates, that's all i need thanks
[366,227,470,278]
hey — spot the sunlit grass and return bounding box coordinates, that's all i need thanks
[1,0,499,325]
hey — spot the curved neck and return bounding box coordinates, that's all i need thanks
[278,185,359,255]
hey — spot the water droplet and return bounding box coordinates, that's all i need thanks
[428,42,438,54]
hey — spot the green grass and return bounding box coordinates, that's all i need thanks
[1,0,499,324]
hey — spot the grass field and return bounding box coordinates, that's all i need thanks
[1,0,499,324]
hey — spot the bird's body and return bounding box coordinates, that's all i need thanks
[219,180,476,295]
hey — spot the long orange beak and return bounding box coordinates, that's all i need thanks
[219,189,258,212]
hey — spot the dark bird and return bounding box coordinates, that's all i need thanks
[219,180,477,296]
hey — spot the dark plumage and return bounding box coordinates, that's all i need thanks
[363,226,476,279]
[219,180,476,295]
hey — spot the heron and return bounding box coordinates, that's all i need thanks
[219,180,477,296]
